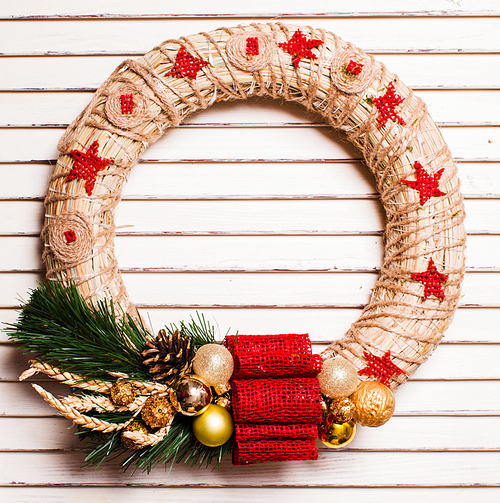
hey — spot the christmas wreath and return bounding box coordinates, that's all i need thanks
[6,23,466,472]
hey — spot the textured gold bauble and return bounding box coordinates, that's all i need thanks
[170,375,212,416]
[109,380,137,406]
[350,381,395,427]
[121,420,149,450]
[192,404,234,447]
[318,415,356,448]
[192,344,234,387]
[324,397,356,424]
[318,357,360,399]
[141,394,175,428]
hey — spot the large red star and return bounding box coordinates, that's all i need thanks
[411,258,449,302]
[401,161,447,205]
[358,350,406,387]
[67,141,113,196]
[165,46,209,80]
[278,29,324,67]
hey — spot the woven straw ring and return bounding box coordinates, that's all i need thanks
[43,23,466,390]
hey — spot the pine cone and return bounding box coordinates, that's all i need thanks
[142,329,195,384]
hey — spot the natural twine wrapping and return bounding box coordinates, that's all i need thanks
[42,22,466,389]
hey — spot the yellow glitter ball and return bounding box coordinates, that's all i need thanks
[192,344,234,387]
[318,357,359,399]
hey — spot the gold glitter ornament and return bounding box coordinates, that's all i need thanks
[109,380,137,406]
[350,380,395,427]
[325,397,356,423]
[141,394,175,428]
[170,375,212,416]
[121,420,149,450]
[318,414,356,448]
[192,344,234,387]
[318,357,360,399]
[192,404,234,447]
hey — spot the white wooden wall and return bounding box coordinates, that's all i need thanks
[1,1,499,501]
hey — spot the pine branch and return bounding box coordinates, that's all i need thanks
[166,312,217,349]
[5,282,152,381]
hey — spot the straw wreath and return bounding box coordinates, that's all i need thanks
[40,22,465,393]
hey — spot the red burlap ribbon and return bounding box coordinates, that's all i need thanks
[226,334,322,466]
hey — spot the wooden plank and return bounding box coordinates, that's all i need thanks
[1,416,499,451]
[1,54,498,91]
[2,235,499,273]
[1,18,498,55]
[0,487,498,503]
[3,342,500,381]
[0,198,493,237]
[1,90,498,127]
[1,125,499,164]
[0,270,498,309]
[2,306,499,344]
[0,450,499,486]
[2,0,498,18]
[2,380,499,416]
[1,161,499,200]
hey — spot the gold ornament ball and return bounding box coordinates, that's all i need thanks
[110,380,137,406]
[121,420,149,450]
[192,404,234,447]
[318,357,360,399]
[318,414,356,448]
[141,395,175,428]
[350,380,395,427]
[170,375,212,416]
[326,397,356,424]
[192,344,234,387]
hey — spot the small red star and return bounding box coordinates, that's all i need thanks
[67,141,113,196]
[278,29,324,67]
[345,60,363,76]
[411,258,448,302]
[401,161,447,206]
[64,230,77,244]
[358,350,406,387]
[165,46,209,80]
[371,81,406,128]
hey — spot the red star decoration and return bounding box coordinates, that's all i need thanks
[67,141,113,196]
[345,59,363,76]
[358,350,406,387]
[411,257,449,302]
[165,46,209,80]
[278,29,324,67]
[371,81,406,128]
[401,161,447,206]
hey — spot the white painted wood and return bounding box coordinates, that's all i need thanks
[3,343,499,381]
[2,306,498,344]
[1,125,498,163]
[2,0,498,18]
[1,90,499,126]
[1,2,498,498]
[1,54,499,90]
[1,415,498,451]
[1,451,499,486]
[1,488,499,503]
[0,198,494,237]
[1,161,499,200]
[2,17,499,55]
[3,235,500,273]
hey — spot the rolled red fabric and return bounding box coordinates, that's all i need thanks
[232,378,322,424]
[226,333,313,355]
[235,423,317,442]
[233,439,318,466]
[234,351,322,379]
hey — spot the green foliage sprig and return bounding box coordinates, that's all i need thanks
[6,281,151,381]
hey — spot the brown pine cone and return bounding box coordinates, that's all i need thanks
[142,329,195,384]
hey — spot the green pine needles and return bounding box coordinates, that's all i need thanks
[5,281,231,473]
